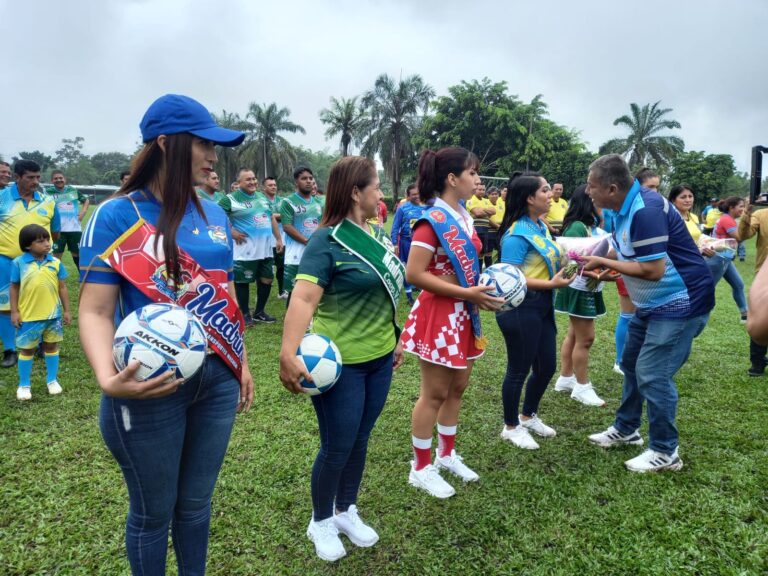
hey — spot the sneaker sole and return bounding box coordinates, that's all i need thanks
[408,474,455,498]
[500,432,539,450]
[306,530,347,561]
[571,394,605,407]
[589,436,644,448]
[625,459,684,473]
[554,384,574,392]
[521,426,556,438]
[434,461,479,482]
[335,526,379,548]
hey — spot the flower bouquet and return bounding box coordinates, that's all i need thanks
[557,235,613,290]
[698,234,737,259]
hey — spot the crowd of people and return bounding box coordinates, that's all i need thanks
[1,93,766,573]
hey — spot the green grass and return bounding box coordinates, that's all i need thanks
[0,229,766,575]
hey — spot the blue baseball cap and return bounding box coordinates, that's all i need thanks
[140,94,245,146]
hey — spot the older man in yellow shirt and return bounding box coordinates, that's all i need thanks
[544,182,568,235]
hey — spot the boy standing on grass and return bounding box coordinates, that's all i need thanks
[10,224,71,401]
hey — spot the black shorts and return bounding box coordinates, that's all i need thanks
[475,226,491,254]
[486,229,499,254]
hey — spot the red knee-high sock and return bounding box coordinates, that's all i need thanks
[437,423,457,458]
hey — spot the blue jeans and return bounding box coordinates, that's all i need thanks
[310,352,393,521]
[614,313,709,455]
[100,355,240,576]
[705,256,747,313]
[495,290,557,426]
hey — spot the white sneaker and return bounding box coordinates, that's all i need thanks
[570,382,605,406]
[434,450,479,482]
[307,517,346,561]
[47,380,63,395]
[334,505,379,547]
[613,362,624,376]
[625,448,683,473]
[16,386,31,401]
[554,374,576,392]
[588,425,644,448]
[408,462,455,498]
[500,425,539,449]
[277,290,289,300]
[520,414,556,437]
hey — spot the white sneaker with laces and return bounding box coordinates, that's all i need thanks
[434,450,479,482]
[588,425,644,448]
[16,386,31,401]
[408,462,455,498]
[278,290,289,300]
[334,505,379,547]
[613,362,624,376]
[500,425,539,449]
[47,380,63,395]
[625,448,683,473]
[307,517,346,561]
[520,414,556,437]
[570,382,605,406]
[554,374,576,392]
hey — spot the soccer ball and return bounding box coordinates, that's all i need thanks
[113,303,207,382]
[478,263,527,311]
[297,333,343,396]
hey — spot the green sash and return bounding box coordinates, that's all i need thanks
[330,218,405,324]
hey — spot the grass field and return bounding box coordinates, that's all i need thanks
[0,224,766,575]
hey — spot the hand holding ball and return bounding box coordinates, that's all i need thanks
[296,333,342,395]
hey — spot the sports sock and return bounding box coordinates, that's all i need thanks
[437,423,457,458]
[45,350,60,383]
[615,312,632,365]
[235,283,251,318]
[0,314,16,351]
[18,352,34,388]
[255,281,272,315]
[412,436,432,471]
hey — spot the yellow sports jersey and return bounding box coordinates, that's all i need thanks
[489,199,505,226]
[682,213,701,242]
[705,208,722,229]
[466,195,493,227]
[545,197,569,228]
[11,253,68,321]
[0,185,60,259]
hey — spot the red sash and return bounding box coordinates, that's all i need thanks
[100,217,245,380]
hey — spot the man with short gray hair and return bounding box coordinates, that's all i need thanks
[582,154,714,473]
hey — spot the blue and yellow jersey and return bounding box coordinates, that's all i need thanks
[0,184,61,259]
[489,198,505,227]
[390,201,425,246]
[10,252,67,321]
[500,217,560,281]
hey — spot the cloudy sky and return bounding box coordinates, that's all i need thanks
[1,0,766,172]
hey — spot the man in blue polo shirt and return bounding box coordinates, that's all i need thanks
[582,154,714,473]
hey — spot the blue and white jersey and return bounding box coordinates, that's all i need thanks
[219,189,275,261]
[612,181,714,319]
[80,190,234,319]
[391,201,426,246]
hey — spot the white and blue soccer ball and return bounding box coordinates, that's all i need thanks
[478,263,527,311]
[297,333,343,396]
[113,303,207,382]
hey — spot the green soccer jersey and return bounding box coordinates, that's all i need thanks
[280,192,324,265]
[45,185,88,232]
[296,226,397,364]
[196,187,226,204]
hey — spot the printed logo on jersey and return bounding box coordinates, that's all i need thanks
[151,264,193,300]
[303,218,319,233]
[37,208,49,217]
[253,213,270,227]
[207,225,228,245]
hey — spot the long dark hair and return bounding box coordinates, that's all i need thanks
[416,146,479,204]
[496,171,542,261]
[561,185,599,234]
[321,156,377,227]
[719,196,744,214]
[119,133,205,289]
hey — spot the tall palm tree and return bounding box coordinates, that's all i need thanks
[361,73,435,202]
[522,94,549,171]
[243,103,306,181]
[319,96,367,156]
[211,110,249,189]
[599,101,684,169]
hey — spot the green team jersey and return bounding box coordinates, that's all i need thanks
[296,226,397,363]
[280,192,324,265]
[196,187,226,204]
[45,185,88,232]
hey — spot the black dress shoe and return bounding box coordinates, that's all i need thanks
[1,349,18,368]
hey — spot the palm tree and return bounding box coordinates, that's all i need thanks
[361,74,435,202]
[319,96,367,156]
[211,110,249,189]
[599,101,684,169]
[522,94,549,171]
[243,103,306,181]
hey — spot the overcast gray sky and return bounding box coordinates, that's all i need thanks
[1,0,766,172]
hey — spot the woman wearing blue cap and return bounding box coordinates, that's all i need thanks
[79,94,253,575]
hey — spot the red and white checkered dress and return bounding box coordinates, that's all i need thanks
[400,221,485,368]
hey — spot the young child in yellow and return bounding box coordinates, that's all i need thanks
[10,224,71,400]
